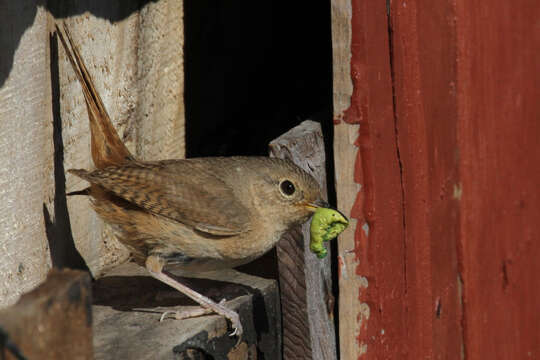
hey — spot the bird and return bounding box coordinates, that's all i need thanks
[55,23,327,339]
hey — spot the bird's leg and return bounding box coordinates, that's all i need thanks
[145,255,243,338]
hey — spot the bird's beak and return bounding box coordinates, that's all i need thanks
[303,199,331,212]
[303,200,349,222]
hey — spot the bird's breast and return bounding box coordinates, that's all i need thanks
[156,215,284,271]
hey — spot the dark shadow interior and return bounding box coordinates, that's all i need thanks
[184,0,334,157]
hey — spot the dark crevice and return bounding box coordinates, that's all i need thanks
[386,1,408,295]
[458,273,466,359]
[45,32,90,272]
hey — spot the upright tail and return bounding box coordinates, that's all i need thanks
[55,22,135,169]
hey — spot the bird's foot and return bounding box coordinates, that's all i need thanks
[220,307,242,339]
[206,299,243,340]
[159,299,226,321]
[146,263,243,341]
[159,299,242,342]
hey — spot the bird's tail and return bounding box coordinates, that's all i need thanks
[55,22,135,170]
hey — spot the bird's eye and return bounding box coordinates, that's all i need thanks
[280,180,296,196]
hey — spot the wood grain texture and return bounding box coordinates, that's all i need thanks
[92,263,280,360]
[270,120,337,360]
[455,0,540,358]
[332,0,406,358]
[333,0,540,358]
[390,0,463,357]
[56,1,185,277]
[0,1,185,306]
[274,227,312,358]
[0,4,53,308]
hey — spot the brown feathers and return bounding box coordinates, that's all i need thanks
[56,23,133,169]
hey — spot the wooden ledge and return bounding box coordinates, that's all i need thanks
[92,262,281,360]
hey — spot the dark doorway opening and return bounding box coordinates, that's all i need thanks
[184,0,333,157]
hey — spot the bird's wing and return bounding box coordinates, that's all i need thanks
[69,161,251,236]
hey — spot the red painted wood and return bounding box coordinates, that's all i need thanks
[341,0,539,358]
[342,0,407,358]
[456,0,540,358]
[390,0,463,358]
[339,0,539,357]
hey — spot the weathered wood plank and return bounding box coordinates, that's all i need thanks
[55,2,185,277]
[0,1,186,307]
[333,0,540,359]
[0,269,93,360]
[455,0,540,358]
[269,120,337,360]
[331,0,406,358]
[0,3,53,308]
[389,0,462,357]
[92,262,280,360]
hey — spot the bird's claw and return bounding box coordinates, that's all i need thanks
[159,310,175,322]
[226,310,243,340]
[158,299,243,342]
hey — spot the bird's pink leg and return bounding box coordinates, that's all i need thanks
[145,255,243,338]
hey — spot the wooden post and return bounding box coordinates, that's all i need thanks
[0,269,93,360]
[269,120,337,360]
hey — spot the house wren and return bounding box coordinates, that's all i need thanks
[56,24,328,338]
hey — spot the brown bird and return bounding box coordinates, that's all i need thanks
[56,23,326,338]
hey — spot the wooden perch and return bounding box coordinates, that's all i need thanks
[269,120,337,360]
[91,262,280,360]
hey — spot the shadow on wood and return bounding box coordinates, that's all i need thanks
[92,263,280,360]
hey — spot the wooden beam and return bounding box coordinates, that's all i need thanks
[92,262,280,360]
[269,120,337,360]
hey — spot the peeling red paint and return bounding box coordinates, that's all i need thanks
[338,0,407,358]
[338,0,538,358]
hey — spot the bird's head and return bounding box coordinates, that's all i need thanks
[240,158,327,231]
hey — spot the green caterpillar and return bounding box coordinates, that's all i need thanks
[310,207,349,259]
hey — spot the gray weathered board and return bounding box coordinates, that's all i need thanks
[269,120,337,360]
[92,262,280,360]
[0,1,186,308]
